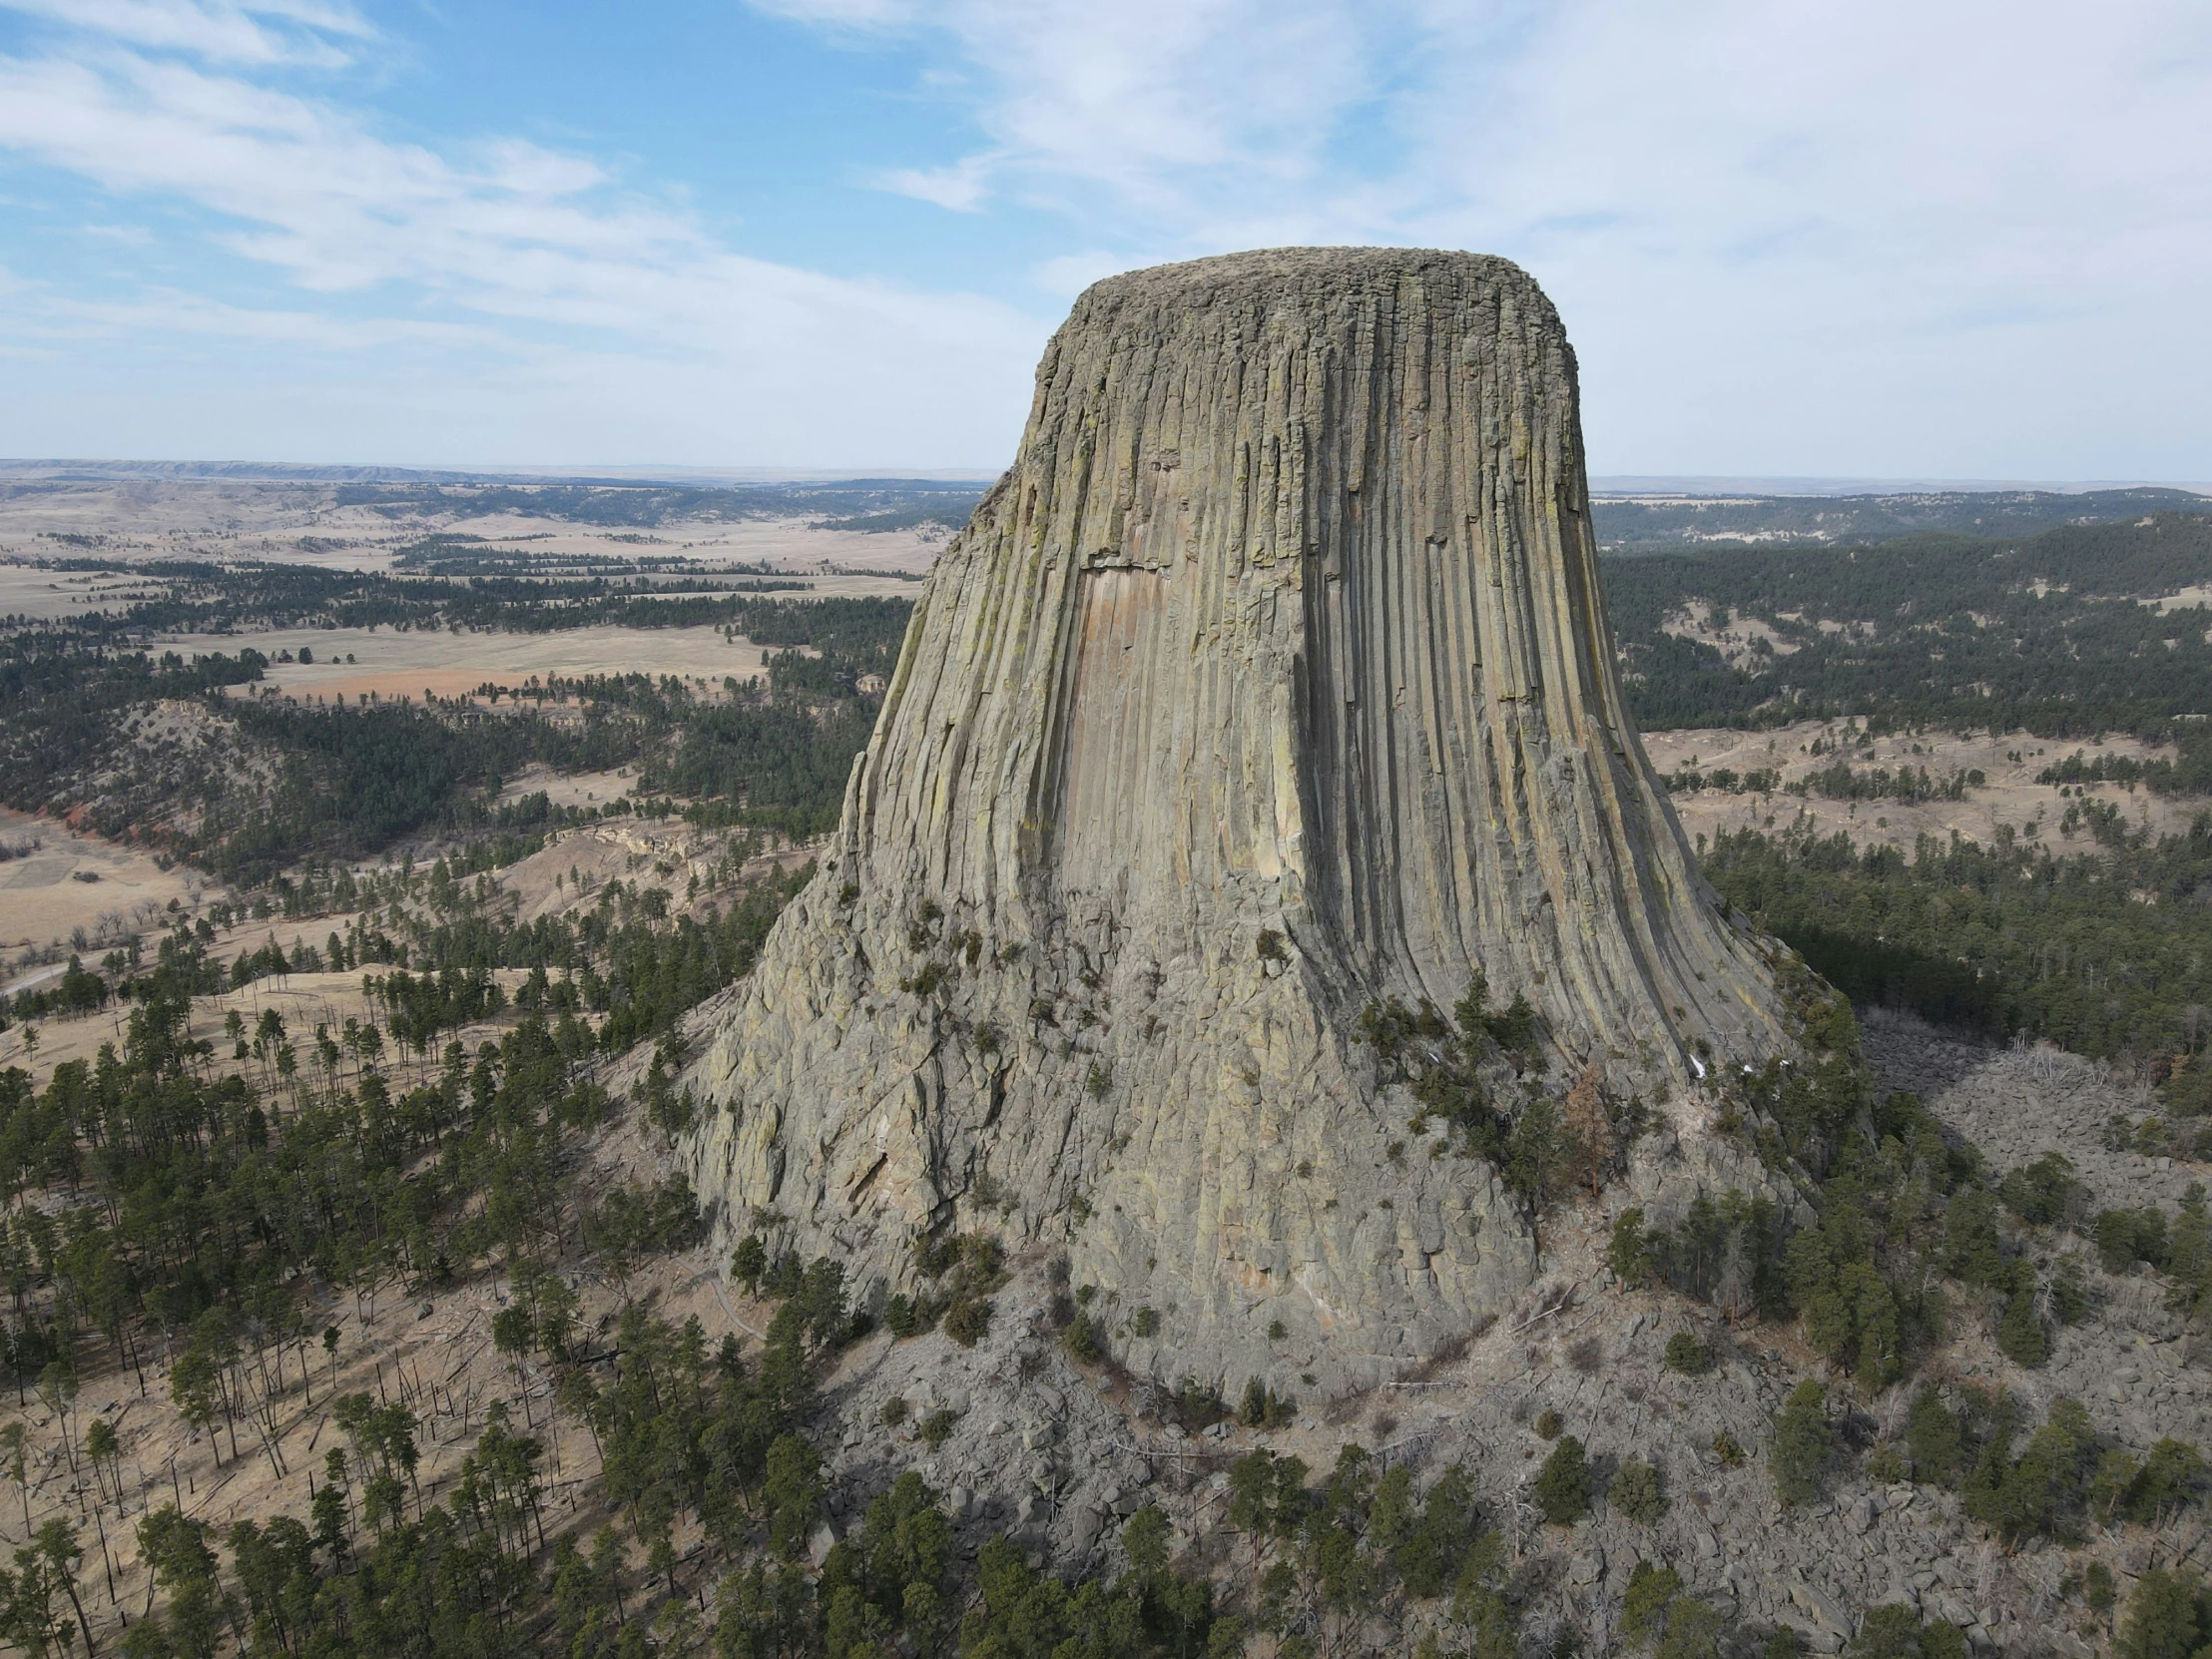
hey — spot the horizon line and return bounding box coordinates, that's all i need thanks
[3,459,2209,498]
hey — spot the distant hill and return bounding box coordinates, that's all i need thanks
[1592,486,2212,551]
[0,461,992,533]
[1599,510,2212,735]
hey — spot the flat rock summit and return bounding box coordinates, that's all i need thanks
[689,248,1794,1389]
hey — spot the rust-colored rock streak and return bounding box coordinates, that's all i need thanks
[689,249,1791,1389]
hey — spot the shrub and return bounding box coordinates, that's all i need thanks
[1659,1598,1725,1659]
[919,1409,958,1448]
[1663,1332,1709,1376]
[879,1396,907,1428]
[884,1293,935,1339]
[2086,1562,2116,1612]
[1998,1152,2081,1226]
[1622,1563,1684,1646]
[1847,1604,1967,1659]
[2050,1255,2092,1325]
[1532,1434,1590,1524]
[1130,1306,1161,1339]
[1608,1208,1655,1286]
[1534,1407,1563,1440]
[1063,1311,1103,1364]
[942,1292,992,1349]
[1238,1380,1297,1430]
[1996,1266,2049,1367]
[1611,1459,1668,1526]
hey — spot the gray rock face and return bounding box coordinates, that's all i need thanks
[688,248,1792,1389]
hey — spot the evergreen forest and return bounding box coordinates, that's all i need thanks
[1,500,2211,1657]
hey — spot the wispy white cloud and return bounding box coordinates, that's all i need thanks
[1,0,2206,472]
[785,0,1390,223]
[7,268,492,348]
[761,0,2212,476]
[0,53,698,298]
[1385,0,2212,473]
[0,0,372,65]
[0,20,1045,463]
[871,149,1000,212]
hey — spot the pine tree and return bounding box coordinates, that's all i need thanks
[1772,1382,1832,1507]
[1562,1063,1615,1195]
[1532,1434,1590,1524]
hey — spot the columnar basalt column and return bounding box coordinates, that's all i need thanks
[688,248,1793,1390]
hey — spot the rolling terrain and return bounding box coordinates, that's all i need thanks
[2,484,2212,1658]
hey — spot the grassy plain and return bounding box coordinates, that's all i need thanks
[213,623,787,704]
[0,478,949,574]
[1642,720,2195,852]
[0,807,200,969]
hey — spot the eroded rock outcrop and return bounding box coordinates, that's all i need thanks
[689,248,1793,1390]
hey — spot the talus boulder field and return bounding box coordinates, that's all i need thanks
[689,248,1795,1389]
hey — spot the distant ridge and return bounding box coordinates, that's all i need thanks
[1590,475,2212,496]
[1590,485,2212,552]
[11,462,2198,496]
[0,459,999,486]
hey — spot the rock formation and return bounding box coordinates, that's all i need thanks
[688,247,1794,1390]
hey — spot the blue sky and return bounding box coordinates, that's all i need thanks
[1,1,2208,478]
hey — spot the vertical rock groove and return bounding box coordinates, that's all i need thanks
[688,248,1793,1390]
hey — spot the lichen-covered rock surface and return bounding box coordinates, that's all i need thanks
[688,247,1794,1390]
